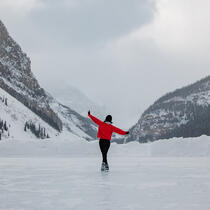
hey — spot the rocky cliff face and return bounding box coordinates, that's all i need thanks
[127,76,210,143]
[0,20,62,131]
[0,20,97,140]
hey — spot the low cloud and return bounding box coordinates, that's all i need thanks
[0,0,44,16]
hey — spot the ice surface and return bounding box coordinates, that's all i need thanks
[0,136,210,210]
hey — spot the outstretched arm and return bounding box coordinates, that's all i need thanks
[88,111,103,126]
[112,125,129,135]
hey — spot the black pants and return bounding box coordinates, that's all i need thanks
[99,139,110,164]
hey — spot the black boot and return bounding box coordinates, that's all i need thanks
[105,163,109,171]
[101,162,106,171]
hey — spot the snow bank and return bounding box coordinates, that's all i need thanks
[0,135,210,157]
[147,135,210,157]
[111,135,210,157]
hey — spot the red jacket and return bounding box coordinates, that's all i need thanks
[88,114,127,140]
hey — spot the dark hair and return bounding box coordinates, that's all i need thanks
[104,115,112,123]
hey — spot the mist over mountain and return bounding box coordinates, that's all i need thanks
[127,76,210,143]
[50,83,107,119]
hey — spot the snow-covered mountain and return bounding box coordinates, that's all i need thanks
[0,20,62,131]
[0,20,97,140]
[0,87,59,140]
[127,76,210,143]
[50,83,107,119]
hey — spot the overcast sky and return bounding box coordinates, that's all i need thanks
[0,0,210,128]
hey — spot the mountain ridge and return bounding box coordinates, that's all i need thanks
[127,75,210,143]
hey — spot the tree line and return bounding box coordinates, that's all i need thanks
[24,121,50,139]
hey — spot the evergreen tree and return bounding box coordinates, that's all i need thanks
[24,123,27,132]
[5,98,7,106]
[4,121,8,131]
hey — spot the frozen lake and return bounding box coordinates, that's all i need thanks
[1,156,210,210]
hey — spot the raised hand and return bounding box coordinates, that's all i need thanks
[88,110,90,115]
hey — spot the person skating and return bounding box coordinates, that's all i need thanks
[88,111,129,171]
